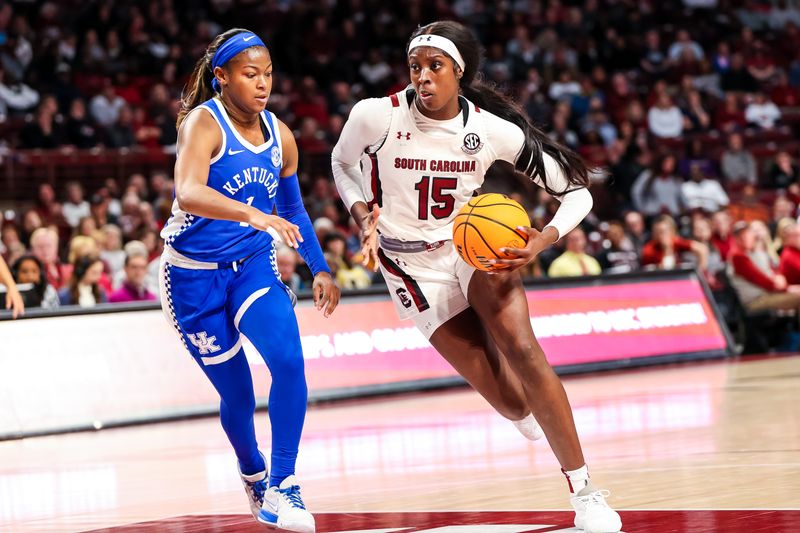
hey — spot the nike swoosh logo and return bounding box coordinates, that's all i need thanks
[228,148,245,155]
[243,35,256,42]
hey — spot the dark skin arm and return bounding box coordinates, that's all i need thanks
[277,119,341,317]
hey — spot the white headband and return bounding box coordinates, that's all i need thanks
[408,34,466,71]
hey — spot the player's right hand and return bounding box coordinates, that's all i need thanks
[247,210,303,248]
[360,205,380,272]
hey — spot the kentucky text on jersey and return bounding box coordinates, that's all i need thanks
[221,166,278,196]
[394,158,477,173]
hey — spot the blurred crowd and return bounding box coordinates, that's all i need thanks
[3,0,800,350]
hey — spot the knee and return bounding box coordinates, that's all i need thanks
[222,387,256,414]
[269,349,306,380]
[503,338,551,371]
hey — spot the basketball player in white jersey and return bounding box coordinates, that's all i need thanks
[332,21,621,533]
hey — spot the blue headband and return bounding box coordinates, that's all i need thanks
[210,32,267,92]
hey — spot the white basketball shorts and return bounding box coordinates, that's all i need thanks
[377,241,476,339]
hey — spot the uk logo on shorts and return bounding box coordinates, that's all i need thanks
[271,145,282,167]
[462,132,483,155]
[396,288,413,309]
[187,331,221,355]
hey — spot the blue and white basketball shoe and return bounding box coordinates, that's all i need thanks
[238,455,268,520]
[258,475,315,532]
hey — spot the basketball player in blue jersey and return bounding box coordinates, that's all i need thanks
[159,29,338,533]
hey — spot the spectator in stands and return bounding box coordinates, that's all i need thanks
[641,215,708,270]
[640,29,668,79]
[728,222,800,312]
[106,105,136,148]
[30,227,71,290]
[89,80,125,128]
[76,216,97,238]
[64,98,99,148]
[548,110,579,149]
[62,181,90,228]
[19,97,63,149]
[714,92,747,132]
[770,70,800,107]
[11,255,59,309]
[721,132,757,187]
[58,255,106,307]
[721,52,758,93]
[632,154,684,217]
[276,245,303,293]
[779,223,800,284]
[624,210,650,254]
[745,92,782,130]
[359,49,393,96]
[668,29,704,62]
[691,216,726,281]
[751,220,781,267]
[548,70,581,101]
[681,163,730,213]
[681,90,711,132]
[0,66,39,121]
[108,244,156,303]
[647,93,684,138]
[323,232,371,289]
[765,151,799,190]
[711,41,732,74]
[580,97,617,147]
[746,40,778,84]
[548,227,602,277]
[99,224,126,281]
[596,221,640,273]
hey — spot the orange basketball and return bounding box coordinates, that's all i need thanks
[452,193,531,271]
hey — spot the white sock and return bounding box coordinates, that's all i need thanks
[511,413,544,441]
[562,464,590,495]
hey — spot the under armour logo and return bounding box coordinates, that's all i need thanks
[424,36,432,41]
[396,131,411,140]
[187,331,221,355]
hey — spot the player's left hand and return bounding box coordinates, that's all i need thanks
[313,271,341,317]
[5,285,24,319]
[490,226,555,272]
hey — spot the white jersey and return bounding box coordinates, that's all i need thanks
[332,88,594,242]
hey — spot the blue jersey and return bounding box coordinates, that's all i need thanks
[162,97,284,263]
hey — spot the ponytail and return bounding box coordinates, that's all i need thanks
[176,28,249,129]
[409,21,590,197]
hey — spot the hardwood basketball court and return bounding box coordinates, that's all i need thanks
[1,354,798,532]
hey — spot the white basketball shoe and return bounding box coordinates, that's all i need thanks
[570,487,622,533]
[258,474,315,533]
[512,413,545,441]
[238,458,268,520]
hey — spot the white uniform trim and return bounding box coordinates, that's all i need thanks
[234,287,271,329]
[213,97,274,154]
[200,335,243,366]
[162,245,220,269]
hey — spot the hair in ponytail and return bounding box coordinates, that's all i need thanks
[176,28,249,129]
[408,21,590,196]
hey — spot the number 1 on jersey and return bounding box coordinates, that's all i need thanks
[415,176,457,220]
[239,196,255,227]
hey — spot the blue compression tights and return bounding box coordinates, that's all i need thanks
[195,286,307,487]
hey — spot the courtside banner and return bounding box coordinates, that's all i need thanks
[286,270,730,392]
[0,270,730,438]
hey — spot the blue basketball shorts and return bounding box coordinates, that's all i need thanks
[158,245,293,365]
